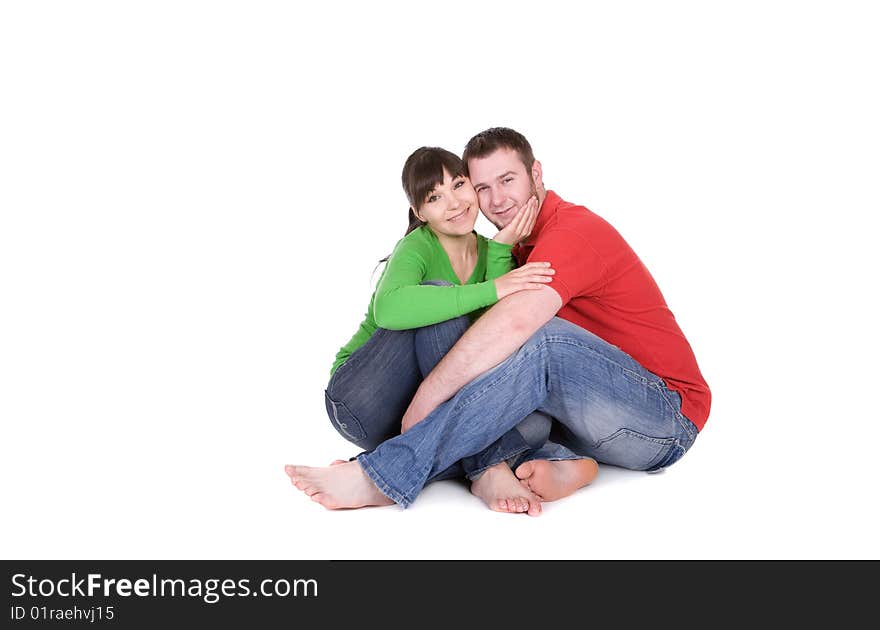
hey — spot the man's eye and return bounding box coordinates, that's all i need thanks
[503,177,514,184]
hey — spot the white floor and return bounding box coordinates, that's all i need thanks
[4,391,878,560]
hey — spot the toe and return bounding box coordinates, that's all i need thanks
[286,465,310,479]
[515,461,535,480]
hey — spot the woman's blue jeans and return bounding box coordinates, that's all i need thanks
[325,309,553,481]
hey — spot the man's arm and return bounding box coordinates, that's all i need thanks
[401,285,563,432]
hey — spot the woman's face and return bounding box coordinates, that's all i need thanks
[414,169,479,237]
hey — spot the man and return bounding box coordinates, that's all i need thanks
[286,128,711,516]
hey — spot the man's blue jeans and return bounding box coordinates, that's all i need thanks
[357,316,700,508]
[325,310,552,480]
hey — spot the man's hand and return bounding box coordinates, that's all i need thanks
[492,196,539,246]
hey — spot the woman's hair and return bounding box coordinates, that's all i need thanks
[377,147,467,267]
[400,146,467,236]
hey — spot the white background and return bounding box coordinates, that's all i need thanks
[2,1,878,559]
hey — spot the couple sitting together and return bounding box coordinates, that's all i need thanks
[285,127,711,516]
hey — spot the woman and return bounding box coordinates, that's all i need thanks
[319,147,556,512]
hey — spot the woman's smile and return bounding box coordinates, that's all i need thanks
[447,206,471,223]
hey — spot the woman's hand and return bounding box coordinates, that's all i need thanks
[492,196,539,246]
[494,262,555,300]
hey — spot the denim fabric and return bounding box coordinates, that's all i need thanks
[324,281,542,479]
[358,316,699,508]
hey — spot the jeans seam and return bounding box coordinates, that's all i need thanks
[676,415,697,442]
[649,381,698,442]
[520,453,594,464]
[594,427,674,449]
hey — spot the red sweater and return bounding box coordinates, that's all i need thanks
[514,191,711,430]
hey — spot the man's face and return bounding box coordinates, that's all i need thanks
[467,148,538,229]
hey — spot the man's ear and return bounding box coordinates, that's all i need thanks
[531,160,545,191]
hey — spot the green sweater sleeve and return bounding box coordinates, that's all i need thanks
[372,236,498,331]
[485,239,515,280]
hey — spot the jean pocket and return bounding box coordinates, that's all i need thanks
[324,391,367,443]
[591,428,674,471]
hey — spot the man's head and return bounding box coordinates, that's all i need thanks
[463,127,545,229]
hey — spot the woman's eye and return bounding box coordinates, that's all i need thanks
[454,180,464,189]
[427,195,439,203]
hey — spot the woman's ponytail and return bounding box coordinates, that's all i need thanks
[405,207,426,236]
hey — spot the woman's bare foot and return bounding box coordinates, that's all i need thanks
[470,463,542,516]
[284,462,394,510]
[515,459,598,501]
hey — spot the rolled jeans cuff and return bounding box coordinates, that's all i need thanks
[356,454,412,508]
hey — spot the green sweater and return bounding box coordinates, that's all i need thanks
[331,226,514,375]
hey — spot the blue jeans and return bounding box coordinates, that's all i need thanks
[358,316,700,507]
[325,307,551,480]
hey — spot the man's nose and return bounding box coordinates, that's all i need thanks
[490,187,505,207]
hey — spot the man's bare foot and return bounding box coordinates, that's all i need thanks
[284,462,394,510]
[470,463,542,516]
[515,459,598,501]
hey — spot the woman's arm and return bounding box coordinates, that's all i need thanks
[372,239,497,331]
[373,230,554,331]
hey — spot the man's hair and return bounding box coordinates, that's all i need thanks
[462,127,536,175]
